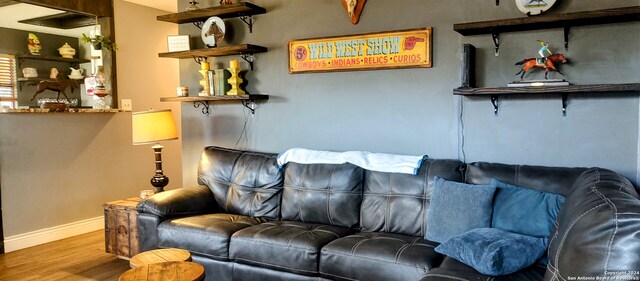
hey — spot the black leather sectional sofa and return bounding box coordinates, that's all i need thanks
[137,146,640,281]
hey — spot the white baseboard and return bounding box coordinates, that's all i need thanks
[3,216,104,253]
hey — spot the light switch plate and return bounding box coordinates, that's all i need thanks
[121,99,132,111]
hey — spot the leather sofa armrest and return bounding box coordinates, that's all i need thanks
[137,185,217,217]
[545,168,640,280]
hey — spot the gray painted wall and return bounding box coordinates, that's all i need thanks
[179,0,640,187]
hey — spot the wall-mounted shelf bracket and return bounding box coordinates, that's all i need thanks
[193,21,204,29]
[193,101,211,116]
[241,53,256,70]
[490,95,499,115]
[240,16,254,33]
[561,93,568,116]
[241,99,256,114]
[193,56,207,64]
[492,33,500,56]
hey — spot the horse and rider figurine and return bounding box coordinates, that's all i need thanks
[515,40,568,79]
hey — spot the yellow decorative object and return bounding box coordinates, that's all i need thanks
[199,61,211,96]
[28,33,41,55]
[226,60,245,96]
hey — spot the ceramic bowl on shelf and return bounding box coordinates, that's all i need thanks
[68,75,84,80]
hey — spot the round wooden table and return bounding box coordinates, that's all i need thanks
[130,248,192,268]
[119,261,205,281]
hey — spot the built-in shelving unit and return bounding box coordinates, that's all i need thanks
[453,7,640,116]
[18,55,90,64]
[161,94,269,116]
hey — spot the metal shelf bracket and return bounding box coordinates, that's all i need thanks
[193,56,207,64]
[193,21,204,29]
[240,16,254,33]
[492,33,500,56]
[491,95,499,115]
[241,99,256,115]
[240,53,256,70]
[193,101,211,116]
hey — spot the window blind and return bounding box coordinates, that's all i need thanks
[0,54,17,102]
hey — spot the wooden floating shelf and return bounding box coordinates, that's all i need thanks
[157,2,266,24]
[453,83,640,96]
[160,95,268,102]
[17,77,85,83]
[161,94,269,116]
[158,44,267,59]
[454,83,640,116]
[454,6,640,36]
[18,55,91,64]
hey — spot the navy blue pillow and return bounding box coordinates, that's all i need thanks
[425,177,496,243]
[435,228,548,276]
[490,179,565,238]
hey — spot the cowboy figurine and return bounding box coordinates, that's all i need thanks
[537,40,552,65]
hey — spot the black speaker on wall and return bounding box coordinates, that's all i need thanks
[461,44,476,88]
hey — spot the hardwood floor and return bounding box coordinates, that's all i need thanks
[0,230,130,281]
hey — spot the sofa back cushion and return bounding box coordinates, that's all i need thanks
[464,162,587,197]
[360,159,464,237]
[281,162,363,228]
[197,146,284,220]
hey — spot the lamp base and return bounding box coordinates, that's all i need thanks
[150,144,169,192]
[150,174,169,193]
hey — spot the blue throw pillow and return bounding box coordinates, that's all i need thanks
[435,228,548,276]
[490,179,565,238]
[425,177,496,243]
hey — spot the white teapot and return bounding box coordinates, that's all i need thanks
[69,67,84,79]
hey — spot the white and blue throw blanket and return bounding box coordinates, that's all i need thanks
[277,148,427,175]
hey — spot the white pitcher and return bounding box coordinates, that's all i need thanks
[69,67,84,77]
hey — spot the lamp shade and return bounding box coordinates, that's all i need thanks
[132,109,178,145]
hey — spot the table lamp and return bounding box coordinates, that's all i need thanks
[132,109,178,192]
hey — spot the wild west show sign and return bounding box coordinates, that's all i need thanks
[289,28,432,74]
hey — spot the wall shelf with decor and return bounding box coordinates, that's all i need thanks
[158,44,267,70]
[453,7,640,116]
[156,2,268,70]
[157,2,265,32]
[17,55,91,64]
[454,83,640,116]
[160,94,269,116]
[454,6,640,55]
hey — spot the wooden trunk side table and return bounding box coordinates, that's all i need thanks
[104,197,142,259]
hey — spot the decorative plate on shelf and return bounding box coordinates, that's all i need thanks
[515,0,556,16]
[201,16,225,48]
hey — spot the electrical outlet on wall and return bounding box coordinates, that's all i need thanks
[121,99,132,111]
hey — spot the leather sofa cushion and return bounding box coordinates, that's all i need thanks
[465,162,587,197]
[421,257,545,281]
[281,163,363,228]
[320,232,443,281]
[197,146,284,220]
[158,213,265,260]
[360,159,464,237]
[229,221,354,276]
